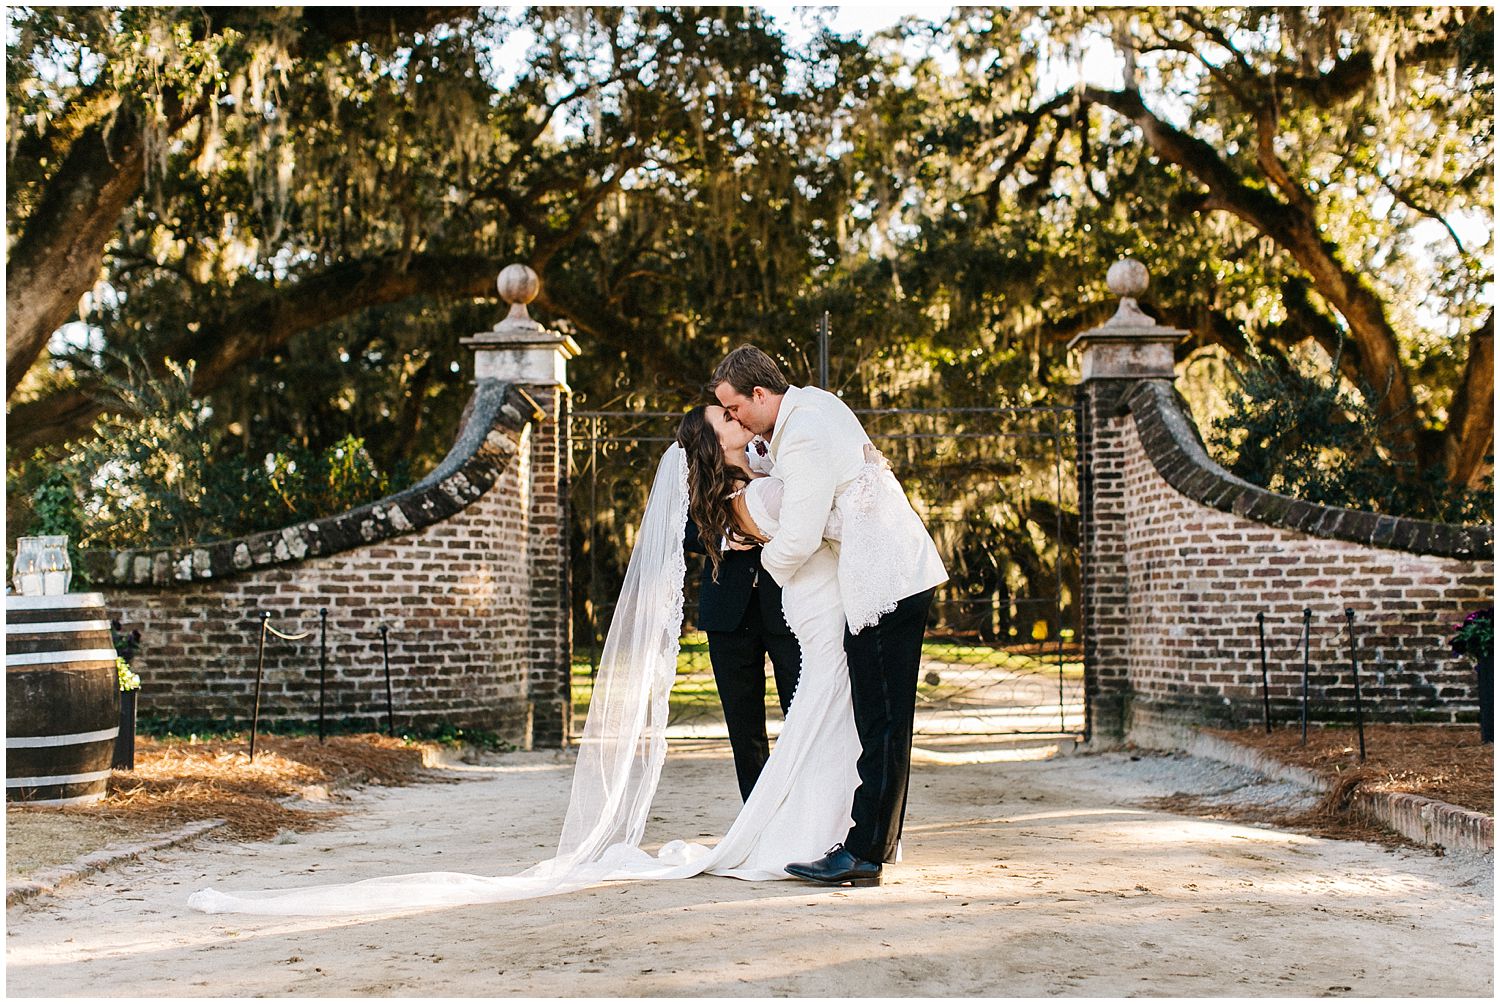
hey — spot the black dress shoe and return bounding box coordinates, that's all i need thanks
[785,844,882,887]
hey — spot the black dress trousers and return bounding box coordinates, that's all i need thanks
[840,587,936,863]
[685,521,802,801]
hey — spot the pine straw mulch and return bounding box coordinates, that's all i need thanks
[1147,724,1492,850]
[1210,724,1493,816]
[8,734,452,843]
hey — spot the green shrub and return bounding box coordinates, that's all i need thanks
[1209,350,1492,525]
[27,356,408,550]
[26,470,89,585]
[198,434,402,539]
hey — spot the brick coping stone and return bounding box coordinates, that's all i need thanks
[82,380,546,588]
[1124,379,1493,561]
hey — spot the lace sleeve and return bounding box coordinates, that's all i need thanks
[834,453,930,634]
[743,477,783,540]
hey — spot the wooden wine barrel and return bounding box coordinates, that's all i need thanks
[6,593,119,805]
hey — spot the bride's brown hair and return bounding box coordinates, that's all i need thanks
[676,406,755,581]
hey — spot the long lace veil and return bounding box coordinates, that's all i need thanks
[188,444,691,915]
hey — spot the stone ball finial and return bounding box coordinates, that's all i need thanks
[1106,259,1149,299]
[1102,258,1156,328]
[493,263,543,333]
[497,263,540,305]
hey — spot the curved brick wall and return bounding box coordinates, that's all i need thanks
[1128,381,1492,560]
[91,380,570,746]
[1081,377,1493,738]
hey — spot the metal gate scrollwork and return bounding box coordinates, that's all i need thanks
[569,406,1082,740]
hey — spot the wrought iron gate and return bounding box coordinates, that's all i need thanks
[569,405,1082,740]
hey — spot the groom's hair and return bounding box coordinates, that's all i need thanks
[709,345,789,398]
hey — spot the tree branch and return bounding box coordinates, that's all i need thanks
[1277,51,1376,106]
[978,91,1074,224]
[7,241,691,453]
[1254,106,1315,215]
[1079,83,1422,466]
[7,252,500,452]
[1376,170,1471,260]
[6,79,122,171]
[5,6,480,402]
[533,153,642,267]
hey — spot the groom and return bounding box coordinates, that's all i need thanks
[710,345,948,886]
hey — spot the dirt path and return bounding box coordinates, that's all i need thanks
[5,742,1492,997]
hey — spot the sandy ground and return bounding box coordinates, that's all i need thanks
[4,740,1493,998]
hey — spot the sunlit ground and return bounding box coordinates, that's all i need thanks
[5,737,1490,998]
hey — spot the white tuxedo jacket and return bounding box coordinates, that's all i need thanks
[761,386,947,603]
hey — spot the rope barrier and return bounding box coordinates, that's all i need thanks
[258,621,386,642]
[263,623,314,642]
[247,612,399,757]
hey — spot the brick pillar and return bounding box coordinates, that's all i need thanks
[1067,261,1186,743]
[463,265,580,749]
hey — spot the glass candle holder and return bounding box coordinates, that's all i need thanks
[12,537,45,596]
[38,535,72,595]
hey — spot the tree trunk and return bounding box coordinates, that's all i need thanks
[5,7,479,402]
[1444,314,1495,488]
[6,112,149,397]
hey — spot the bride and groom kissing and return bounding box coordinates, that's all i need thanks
[189,345,946,916]
[679,345,947,887]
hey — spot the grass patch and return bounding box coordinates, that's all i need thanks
[138,715,514,752]
[572,636,1080,719]
[921,641,1084,679]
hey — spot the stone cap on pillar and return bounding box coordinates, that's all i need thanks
[1067,260,1186,382]
[461,264,581,389]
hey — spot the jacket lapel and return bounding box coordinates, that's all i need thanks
[769,385,806,458]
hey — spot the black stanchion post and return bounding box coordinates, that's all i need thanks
[817,311,830,389]
[1478,655,1494,745]
[1257,611,1271,733]
[1346,607,1366,762]
[381,624,394,737]
[1300,607,1311,746]
[250,612,270,762]
[318,607,328,744]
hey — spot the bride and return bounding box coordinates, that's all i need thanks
[189,404,890,916]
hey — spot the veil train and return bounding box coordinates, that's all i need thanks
[189,445,692,916]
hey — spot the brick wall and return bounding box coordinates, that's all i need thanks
[1076,379,1135,741]
[523,385,572,748]
[88,381,561,747]
[1082,378,1494,740]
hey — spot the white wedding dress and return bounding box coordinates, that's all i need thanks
[188,446,865,916]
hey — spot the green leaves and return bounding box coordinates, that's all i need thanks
[4,5,1490,545]
[1208,348,1490,524]
[21,356,406,549]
